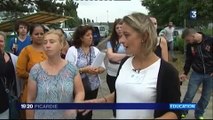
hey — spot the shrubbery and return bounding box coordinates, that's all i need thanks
[174,36,185,54]
[202,28,213,37]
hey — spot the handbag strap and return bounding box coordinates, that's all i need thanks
[0,77,7,92]
[85,47,92,78]
[88,47,92,65]
[0,77,14,94]
[77,47,93,78]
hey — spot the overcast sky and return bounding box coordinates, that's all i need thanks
[74,0,149,22]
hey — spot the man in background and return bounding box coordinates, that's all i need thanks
[9,21,31,56]
[159,21,177,61]
[179,28,213,119]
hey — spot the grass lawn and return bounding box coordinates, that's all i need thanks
[169,51,185,73]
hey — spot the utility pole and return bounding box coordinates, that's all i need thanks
[107,10,109,23]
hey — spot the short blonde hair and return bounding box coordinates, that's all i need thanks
[0,31,6,51]
[123,12,157,55]
[44,29,66,47]
[0,31,6,40]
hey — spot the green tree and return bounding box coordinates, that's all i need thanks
[63,0,81,28]
[35,0,64,14]
[142,0,183,26]
[0,0,30,19]
[142,0,213,27]
[0,0,80,28]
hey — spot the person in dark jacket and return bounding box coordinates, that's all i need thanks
[80,12,181,119]
[179,28,213,119]
[0,31,20,119]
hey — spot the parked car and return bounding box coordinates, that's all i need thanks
[173,28,184,38]
[95,25,109,38]
[92,26,101,46]
[64,30,74,41]
[63,28,75,42]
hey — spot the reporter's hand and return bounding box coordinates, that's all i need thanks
[78,98,103,116]
[179,73,188,81]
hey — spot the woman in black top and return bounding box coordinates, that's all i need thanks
[150,17,168,61]
[0,31,17,119]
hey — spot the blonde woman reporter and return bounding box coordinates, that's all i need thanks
[81,13,181,119]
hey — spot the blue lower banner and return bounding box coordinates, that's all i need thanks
[18,103,196,110]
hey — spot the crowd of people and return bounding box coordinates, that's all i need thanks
[0,12,212,119]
